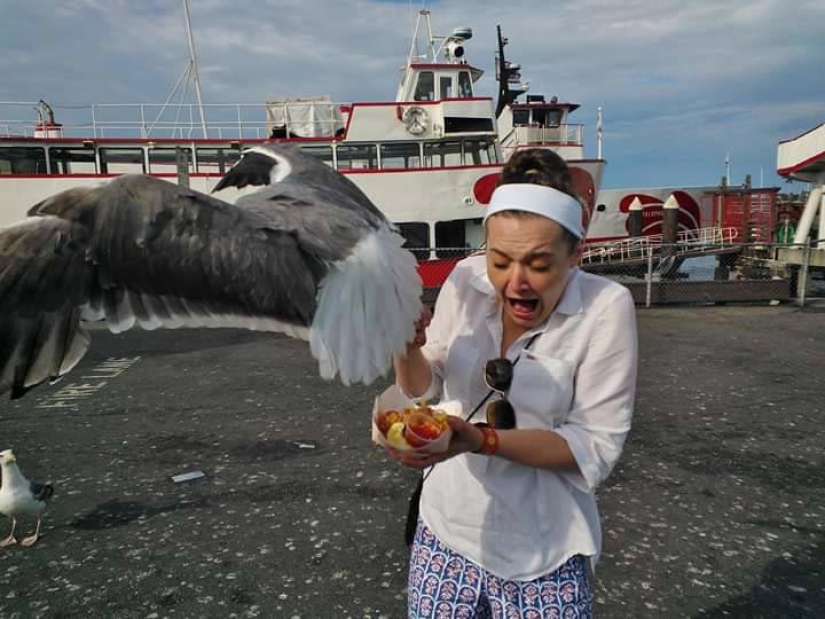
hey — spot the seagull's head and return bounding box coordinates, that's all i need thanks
[0,449,16,465]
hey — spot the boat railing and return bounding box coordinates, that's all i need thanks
[499,123,583,147]
[581,227,741,265]
[0,101,275,140]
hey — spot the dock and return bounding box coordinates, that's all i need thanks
[0,306,823,617]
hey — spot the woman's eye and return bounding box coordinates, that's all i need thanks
[492,263,509,270]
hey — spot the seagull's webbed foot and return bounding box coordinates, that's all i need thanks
[20,517,43,547]
[0,518,17,547]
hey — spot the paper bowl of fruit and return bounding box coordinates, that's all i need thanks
[371,385,459,454]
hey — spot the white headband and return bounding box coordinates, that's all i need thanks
[484,184,584,239]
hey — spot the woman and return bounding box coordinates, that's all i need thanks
[389,148,638,618]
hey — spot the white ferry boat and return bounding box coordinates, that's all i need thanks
[0,10,733,286]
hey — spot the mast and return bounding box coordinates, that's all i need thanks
[494,25,527,118]
[183,0,208,138]
[494,25,509,118]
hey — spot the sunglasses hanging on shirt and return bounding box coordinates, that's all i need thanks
[467,330,542,430]
[405,330,543,547]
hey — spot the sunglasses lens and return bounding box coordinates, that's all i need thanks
[486,399,516,430]
[485,358,514,392]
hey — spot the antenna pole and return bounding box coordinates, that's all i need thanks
[183,0,208,138]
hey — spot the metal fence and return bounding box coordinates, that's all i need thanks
[416,243,825,309]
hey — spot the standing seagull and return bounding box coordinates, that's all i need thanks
[0,143,423,399]
[0,449,54,547]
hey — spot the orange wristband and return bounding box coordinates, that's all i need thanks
[472,423,499,456]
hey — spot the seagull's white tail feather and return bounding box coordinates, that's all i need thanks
[310,226,422,385]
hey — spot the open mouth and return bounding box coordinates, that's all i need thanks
[507,297,540,317]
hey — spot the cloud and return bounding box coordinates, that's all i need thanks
[1,0,822,188]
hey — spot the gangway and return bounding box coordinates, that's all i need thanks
[581,227,741,269]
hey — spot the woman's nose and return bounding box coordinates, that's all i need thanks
[508,264,530,290]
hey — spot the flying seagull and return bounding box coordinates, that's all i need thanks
[0,449,54,547]
[0,143,423,399]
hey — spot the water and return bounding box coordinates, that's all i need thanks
[679,255,717,281]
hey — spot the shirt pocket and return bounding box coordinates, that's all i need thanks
[509,352,575,429]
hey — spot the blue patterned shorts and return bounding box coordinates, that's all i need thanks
[408,518,593,619]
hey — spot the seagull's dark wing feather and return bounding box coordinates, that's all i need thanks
[212,151,278,192]
[29,481,54,502]
[0,175,326,399]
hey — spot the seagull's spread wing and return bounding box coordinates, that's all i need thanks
[211,144,423,389]
[0,144,422,397]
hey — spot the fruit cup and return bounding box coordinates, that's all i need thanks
[371,385,459,454]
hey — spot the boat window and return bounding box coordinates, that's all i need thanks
[99,148,146,174]
[440,76,453,99]
[148,147,194,174]
[512,109,530,126]
[435,219,470,257]
[458,72,473,98]
[0,147,47,175]
[47,146,97,174]
[380,143,421,169]
[413,72,435,102]
[462,139,497,165]
[335,144,377,170]
[396,222,430,260]
[298,144,334,167]
[195,147,242,174]
[424,141,462,167]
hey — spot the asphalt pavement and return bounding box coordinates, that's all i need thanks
[0,304,823,618]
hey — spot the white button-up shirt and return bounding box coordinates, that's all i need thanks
[408,255,638,581]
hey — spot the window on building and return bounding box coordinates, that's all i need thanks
[380,143,421,169]
[0,147,47,174]
[458,71,473,98]
[148,147,194,174]
[335,144,377,170]
[413,72,435,102]
[99,148,146,174]
[47,146,97,174]
[195,147,242,174]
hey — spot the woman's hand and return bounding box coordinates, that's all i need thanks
[384,416,485,469]
[406,306,432,353]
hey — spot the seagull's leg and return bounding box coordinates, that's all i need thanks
[0,517,17,547]
[20,517,42,547]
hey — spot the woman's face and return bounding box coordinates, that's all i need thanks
[485,214,581,331]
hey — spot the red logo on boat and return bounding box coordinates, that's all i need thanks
[620,191,701,236]
[472,173,500,205]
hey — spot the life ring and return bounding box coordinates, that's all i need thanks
[401,106,429,135]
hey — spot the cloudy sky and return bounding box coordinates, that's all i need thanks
[1,0,822,189]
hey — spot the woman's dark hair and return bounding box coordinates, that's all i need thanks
[492,148,582,254]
